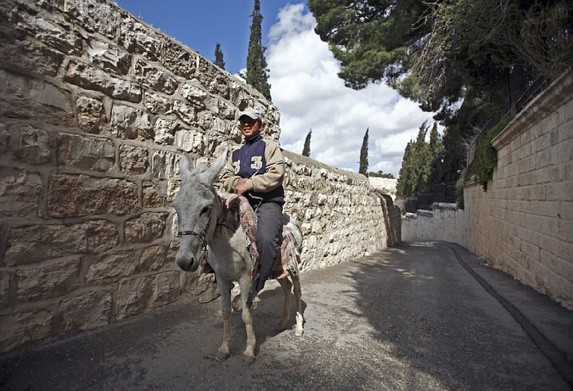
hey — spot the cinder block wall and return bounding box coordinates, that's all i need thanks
[0,0,399,354]
[403,69,573,310]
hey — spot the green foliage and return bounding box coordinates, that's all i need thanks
[427,122,444,186]
[359,128,369,175]
[455,169,466,209]
[246,0,272,100]
[396,142,413,197]
[214,42,225,70]
[302,130,311,157]
[465,115,513,191]
[369,171,395,179]
[309,0,428,90]
[396,121,445,197]
[309,0,571,185]
[310,0,570,106]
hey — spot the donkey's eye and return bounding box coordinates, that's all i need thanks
[200,206,211,215]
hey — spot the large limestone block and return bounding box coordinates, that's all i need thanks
[65,61,142,103]
[115,276,153,320]
[16,257,81,301]
[58,134,115,172]
[135,59,178,95]
[153,117,178,145]
[110,104,152,140]
[86,220,119,254]
[118,16,163,61]
[58,289,113,332]
[150,150,178,180]
[0,308,55,355]
[48,174,139,217]
[124,212,168,243]
[13,125,55,165]
[118,144,149,175]
[64,0,120,40]
[87,41,131,75]
[0,168,42,217]
[4,224,88,266]
[162,40,197,79]
[150,271,183,308]
[76,95,107,134]
[85,250,139,283]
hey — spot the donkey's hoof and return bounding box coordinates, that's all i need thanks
[216,349,230,361]
[244,355,256,366]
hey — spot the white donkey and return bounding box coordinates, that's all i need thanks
[173,150,304,364]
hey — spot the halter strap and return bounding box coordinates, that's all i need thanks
[178,197,235,242]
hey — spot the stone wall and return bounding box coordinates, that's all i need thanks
[284,152,401,269]
[369,177,397,200]
[403,69,573,310]
[0,0,399,354]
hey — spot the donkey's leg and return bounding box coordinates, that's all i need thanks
[276,277,292,331]
[238,274,256,365]
[216,280,233,361]
[291,273,304,336]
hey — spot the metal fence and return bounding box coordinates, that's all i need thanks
[466,65,552,165]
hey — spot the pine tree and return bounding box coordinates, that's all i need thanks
[302,129,311,157]
[359,128,369,175]
[214,42,225,69]
[246,0,272,100]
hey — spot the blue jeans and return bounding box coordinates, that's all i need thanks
[252,201,283,292]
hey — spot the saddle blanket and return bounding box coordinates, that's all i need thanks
[221,194,301,280]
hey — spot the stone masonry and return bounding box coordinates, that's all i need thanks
[0,0,400,354]
[403,69,573,310]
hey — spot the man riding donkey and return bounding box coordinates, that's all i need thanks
[198,107,285,307]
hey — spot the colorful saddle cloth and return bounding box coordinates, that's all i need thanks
[222,194,301,280]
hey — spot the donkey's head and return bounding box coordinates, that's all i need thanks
[173,150,227,271]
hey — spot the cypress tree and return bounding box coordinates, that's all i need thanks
[397,121,444,197]
[397,142,414,197]
[427,122,444,187]
[214,42,225,69]
[246,0,272,100]
[359,128,369,175]
[302,129,311,157]
[411,122,431,194]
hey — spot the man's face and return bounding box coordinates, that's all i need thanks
[239,117,261,138]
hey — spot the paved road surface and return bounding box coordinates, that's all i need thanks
[1,242,572,390]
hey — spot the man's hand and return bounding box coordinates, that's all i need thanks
[234,178,251,195]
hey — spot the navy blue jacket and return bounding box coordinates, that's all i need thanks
[221,134,285,205]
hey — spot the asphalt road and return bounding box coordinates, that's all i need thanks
[1,242,572,391]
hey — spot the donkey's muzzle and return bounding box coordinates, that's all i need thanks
[176,253,199,272]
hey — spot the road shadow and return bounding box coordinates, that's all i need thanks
[341,241,570,390]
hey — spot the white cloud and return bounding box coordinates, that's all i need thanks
[266,4,438,177]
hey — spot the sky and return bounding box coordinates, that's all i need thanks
[114,0,438,176]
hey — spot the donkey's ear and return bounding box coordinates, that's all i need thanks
[180,153,195,178]
[201,148,228,184]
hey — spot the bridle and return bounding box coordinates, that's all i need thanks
[178,229,208,244]
[177,197,236,250]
